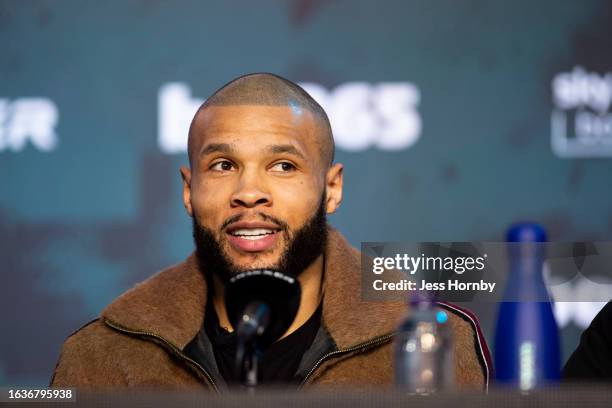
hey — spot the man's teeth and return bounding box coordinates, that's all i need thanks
[231,228,276,239]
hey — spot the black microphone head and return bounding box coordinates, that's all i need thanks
[225,270,301,350]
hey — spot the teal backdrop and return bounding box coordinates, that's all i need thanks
[1,0,611,385]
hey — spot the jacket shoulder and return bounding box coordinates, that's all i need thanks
[50,318,135,387]
[438,302,492,389]
[50,318,164,388]
[51,318,205,389]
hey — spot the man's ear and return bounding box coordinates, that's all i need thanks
[325,163,344,214]
[179,166,193,217]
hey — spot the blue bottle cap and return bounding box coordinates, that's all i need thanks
[436,310,449,324]
[506,222,547,243]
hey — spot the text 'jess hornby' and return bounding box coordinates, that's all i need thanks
[372,279,496,293]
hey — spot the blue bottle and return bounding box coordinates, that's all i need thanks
[494,223,561,390]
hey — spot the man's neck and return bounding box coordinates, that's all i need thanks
[211,255,324,338]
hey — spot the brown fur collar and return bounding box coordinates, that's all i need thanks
[101,226,406,350]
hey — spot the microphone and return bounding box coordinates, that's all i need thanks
[234,301,271,342]
[224,269,301,386]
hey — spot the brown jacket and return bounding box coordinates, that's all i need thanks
[51,228,491,390]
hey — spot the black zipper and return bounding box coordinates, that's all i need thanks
[299,333,395,387]
[103,319,219,392]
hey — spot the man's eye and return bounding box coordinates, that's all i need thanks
[270,162,296,172]
[210,161,234,171]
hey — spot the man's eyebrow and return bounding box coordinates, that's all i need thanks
[200,143,235,156]
[267,144,306,159]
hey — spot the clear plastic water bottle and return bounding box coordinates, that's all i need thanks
[394,301,454,394]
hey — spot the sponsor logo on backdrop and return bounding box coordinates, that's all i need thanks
[544,262,609,328]
[551,66,612,158]
[299,82,421,151]
[158,82,421,154]
[0,98,58,152]
[554,302,606,329]
[158,83,201,154]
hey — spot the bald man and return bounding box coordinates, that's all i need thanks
[50,73,491,390]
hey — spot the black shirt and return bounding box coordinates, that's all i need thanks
[563,302,612,380]
[199,299,322,385]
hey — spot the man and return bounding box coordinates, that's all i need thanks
[563,302,612,380]
[51,73,491,389]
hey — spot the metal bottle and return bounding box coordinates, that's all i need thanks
[494,223,561,390]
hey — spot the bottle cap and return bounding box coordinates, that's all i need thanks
[506,222,547,243]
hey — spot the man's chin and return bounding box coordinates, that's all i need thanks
[225,254,283,273]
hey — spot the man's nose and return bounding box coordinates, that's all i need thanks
[230,169,272,208]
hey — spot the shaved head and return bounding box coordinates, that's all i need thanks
[180,72,345,301]
[187,73,334,169]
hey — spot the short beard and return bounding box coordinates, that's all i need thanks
[192,196,328,284]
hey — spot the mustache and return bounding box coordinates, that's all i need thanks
[220,212,290,232]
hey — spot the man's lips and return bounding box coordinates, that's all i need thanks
[225,221,282,253]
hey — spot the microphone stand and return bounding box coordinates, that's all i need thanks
[225,270,302,391]
[235,301,270,390]
[238,339,259,388]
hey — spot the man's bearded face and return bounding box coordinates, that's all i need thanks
[183,105,335,282]
[192,194,327,282]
